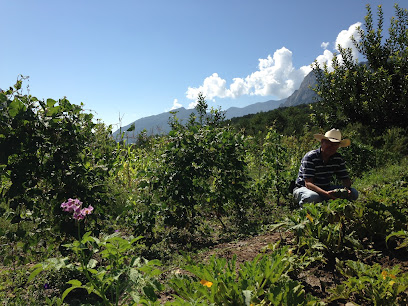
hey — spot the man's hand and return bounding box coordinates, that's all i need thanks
[326,190,338,199]
[330,188,351,199]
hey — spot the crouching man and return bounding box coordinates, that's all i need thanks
[293,128,359,208]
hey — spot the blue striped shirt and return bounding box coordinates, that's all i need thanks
[295,148,349,190]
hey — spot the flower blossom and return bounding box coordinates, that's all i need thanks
[61,198,93,220]
[61,198,82,212]
[200,279,213,288]
[81,205,94,215]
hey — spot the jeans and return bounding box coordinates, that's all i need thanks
[293,186,359,208]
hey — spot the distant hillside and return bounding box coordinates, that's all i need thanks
[112,98,285,141]
[112,70,318,142]
[279,70,318,107]
[225,98,285,119]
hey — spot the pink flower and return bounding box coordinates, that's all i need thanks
[61,198,91,220]
[81,205,94,215]
[73,211,85,220]
[61,198,82,213]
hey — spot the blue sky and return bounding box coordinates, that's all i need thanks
[0,0,404,129]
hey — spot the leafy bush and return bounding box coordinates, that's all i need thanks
[271,200,363,259]
[169,247,321,305]
[153,94,253,234]
[0,78,118,240]
[30,230,163,305]
[329,260,408,305]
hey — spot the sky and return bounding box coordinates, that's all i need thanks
[1,0,405,129]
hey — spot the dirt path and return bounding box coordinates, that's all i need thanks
[198,231,288,264]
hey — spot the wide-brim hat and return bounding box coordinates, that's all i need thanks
[314,128,351,148]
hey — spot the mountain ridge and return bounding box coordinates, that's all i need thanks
[113,70,317,141]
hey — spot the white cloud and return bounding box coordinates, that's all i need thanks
[335,22,362,59]
[169,98,182,111]
[314,22,362,70]
[187,100,198,109]
[186,47,311,103]
[315,49,335,70]
[321,42,329,49]
[186,22,363,104]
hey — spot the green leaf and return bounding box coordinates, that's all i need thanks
[47,105,60,116]
[143,285,158,302]
[130,236,144,244]
[147,259,162,266]
[87,268,98,274]
[62,286,80,302]
[150,269,162,277]
[8,99,24,117]
[67,279,82,286]
[46,98,57,108]
[28,266,43,282]
[87,259,98,268]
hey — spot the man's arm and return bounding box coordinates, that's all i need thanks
[342,178,352,189]
[304,178,337,199]
[341,178,353,197]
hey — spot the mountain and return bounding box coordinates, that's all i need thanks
[225,98,285,119]
[113,107,194,140]
[279,70,318,107]
[112,98,285,141]
[112,70,318,142]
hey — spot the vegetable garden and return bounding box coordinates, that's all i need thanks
[1,4,408,305]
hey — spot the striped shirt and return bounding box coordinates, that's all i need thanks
[295,148,349,190]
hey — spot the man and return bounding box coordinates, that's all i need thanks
[293,128,359,207]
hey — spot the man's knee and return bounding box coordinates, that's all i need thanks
[349,188,359,201]
[303,191,321,204]
[293,187,321,206]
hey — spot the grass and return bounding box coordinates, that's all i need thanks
[354,157,408,189]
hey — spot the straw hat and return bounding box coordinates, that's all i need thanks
[314,128,350,148]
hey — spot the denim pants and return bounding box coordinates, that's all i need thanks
[293,186,359,207]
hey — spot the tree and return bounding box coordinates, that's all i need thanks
[155,93,251,233]
[312,4,408,135]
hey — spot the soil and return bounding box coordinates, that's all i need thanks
[159,231,408,305]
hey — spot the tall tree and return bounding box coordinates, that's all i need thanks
[312,4,408,134]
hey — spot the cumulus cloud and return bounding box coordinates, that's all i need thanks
[335,22,361,59]
[315,22,362,70]
[321,42,329,49]
[315,49,335,70]
[170,98,182,110]
[186,47,312,104]
[184,22,363,105]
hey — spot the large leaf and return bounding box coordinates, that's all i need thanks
[8,99,24,117]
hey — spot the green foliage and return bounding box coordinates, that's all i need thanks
[312,4,408,135]
[387,230,408,250]
[329,260,408,305]
[358,188,408,241]
[154,94,252,233]
[0,77,118,239]
[29,231,163,305]
[168,247,320,305]
[271,200,364,259]
[227,104,313,137]
[256,127,298,204]
[2,45,408,305]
